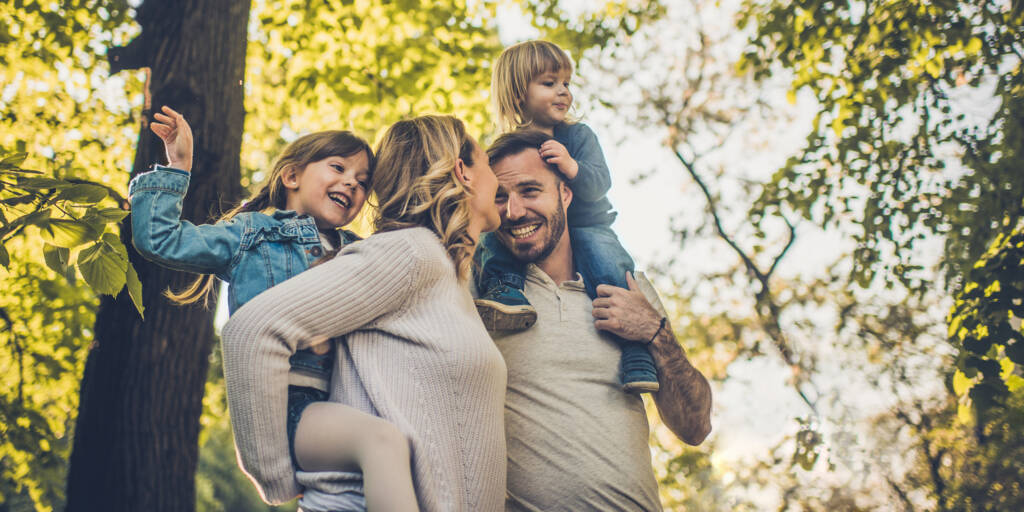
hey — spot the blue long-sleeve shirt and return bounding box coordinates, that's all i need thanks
[553,122,616,227]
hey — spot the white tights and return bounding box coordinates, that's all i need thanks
[293,402,420,512]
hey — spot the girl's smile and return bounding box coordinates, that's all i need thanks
[283,151,371,232]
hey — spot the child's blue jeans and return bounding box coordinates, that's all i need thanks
[477,225,658,387]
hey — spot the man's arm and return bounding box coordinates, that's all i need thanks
[647,321,712,445]
[592,272,712,445]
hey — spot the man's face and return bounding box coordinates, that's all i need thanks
[491,148,571,263]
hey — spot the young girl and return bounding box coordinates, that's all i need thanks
[129,106,418,511]
[475,40,660,394]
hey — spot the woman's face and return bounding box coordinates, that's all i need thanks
[462,139,501,235]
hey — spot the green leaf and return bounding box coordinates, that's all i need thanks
[0,244,8,268]
[101,231,129,256]
[77,242,128,295]
[42,243,70,274]
[965,37,982,54]
[952,370,973,396]
[0,194,37,206]
[970,380,1009,413]
[57,184,109,204]
[16,176,72,190]
[85,207,129,224]
[0,152,28,169]
[6,209,51,232]
[41,219,97,248]
[126,262,145,319]
[1007,340,1024,365]
[963,335,992,356]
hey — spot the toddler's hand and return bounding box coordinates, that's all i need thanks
[539,140,578,180]
[150,106,194,173]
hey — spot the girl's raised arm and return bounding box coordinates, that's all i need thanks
[150,105,194,173]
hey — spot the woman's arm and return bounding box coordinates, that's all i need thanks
[220,229,432,503]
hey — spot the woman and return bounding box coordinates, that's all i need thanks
[221,115,506,511]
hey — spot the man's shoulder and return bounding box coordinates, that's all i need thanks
[632,271,668,316]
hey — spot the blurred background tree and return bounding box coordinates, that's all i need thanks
[575,0,1023,509]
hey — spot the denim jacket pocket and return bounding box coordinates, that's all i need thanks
[228,217,324,312]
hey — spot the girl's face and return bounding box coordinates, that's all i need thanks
[461,139,501,237]
[282,151,371,232]
[523,69,573,130]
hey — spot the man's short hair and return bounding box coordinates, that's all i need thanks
[487,129,563,181]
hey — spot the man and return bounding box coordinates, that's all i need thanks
[485,130,713,511]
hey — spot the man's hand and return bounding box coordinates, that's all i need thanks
[592,271,660,343]
[593,271,713,445]
[539,140,579,180]
[150,106,193,173]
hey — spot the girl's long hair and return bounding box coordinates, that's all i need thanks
[492,39,575,132]
[369,115,478,281]
[166,130,374,306]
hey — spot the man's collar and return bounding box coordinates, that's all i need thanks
[525,263,585,291]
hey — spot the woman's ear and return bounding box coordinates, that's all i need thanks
[281,164,300,190]
[454,158,471,188]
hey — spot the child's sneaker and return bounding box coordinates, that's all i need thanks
[620,349,660,394]
[622,377,660,394]
[475,284,537,332]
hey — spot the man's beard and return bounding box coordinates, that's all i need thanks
[503,191,566,263]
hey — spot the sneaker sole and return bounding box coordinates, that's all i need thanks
[475,299,537,331]
[622,381,660,394]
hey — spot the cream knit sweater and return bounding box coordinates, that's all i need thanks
[221,227,507,510]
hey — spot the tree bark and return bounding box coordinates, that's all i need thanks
[66,1,250,509]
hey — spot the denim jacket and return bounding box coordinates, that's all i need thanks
[129,165,358,387]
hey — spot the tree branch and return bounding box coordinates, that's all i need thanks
[108,35,150,74]
[673,147,819,415]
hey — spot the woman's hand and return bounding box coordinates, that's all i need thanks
[150,106,194,173]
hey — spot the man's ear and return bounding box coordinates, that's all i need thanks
[281,164,300,190]
[559,180,573,209]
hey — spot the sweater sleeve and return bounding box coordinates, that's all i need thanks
[129,166,242,276]
[563,123,612,203]
[219,228,437,504]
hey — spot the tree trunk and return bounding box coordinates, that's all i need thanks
[66,1,250,509]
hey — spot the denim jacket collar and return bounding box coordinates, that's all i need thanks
[268,210,321,243]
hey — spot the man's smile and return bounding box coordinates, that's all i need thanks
[507,222,542,239]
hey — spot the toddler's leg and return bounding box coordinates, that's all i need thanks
[294,402,419,512]
[473,232,537,331]
[571,226,659,394]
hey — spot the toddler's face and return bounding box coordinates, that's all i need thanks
[282,151,371,232]
[523,69,573,129]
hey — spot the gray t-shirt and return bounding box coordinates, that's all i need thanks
[491,265,662,511]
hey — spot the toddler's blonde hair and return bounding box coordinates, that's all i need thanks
[492,40,575,132]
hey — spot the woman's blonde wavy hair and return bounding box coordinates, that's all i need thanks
[370,115,478,282]
[492,39,575,132]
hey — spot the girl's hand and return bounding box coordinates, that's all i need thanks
[539,139,578,180]
[150,106,194,173]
